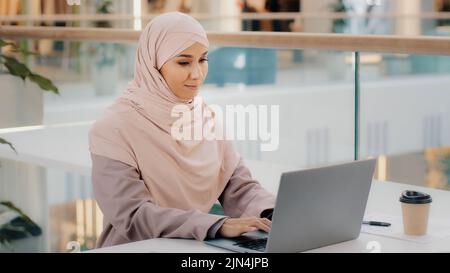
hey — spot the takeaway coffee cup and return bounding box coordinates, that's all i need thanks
[399,190,432,236]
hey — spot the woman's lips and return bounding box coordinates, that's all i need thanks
[185,85,199,91]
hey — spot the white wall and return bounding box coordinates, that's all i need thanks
[0,75,43,129]
[360,75,450,157]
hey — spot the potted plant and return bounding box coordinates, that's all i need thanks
[0,201,42,252]
[0,39,57,252]
[0,39,59,152]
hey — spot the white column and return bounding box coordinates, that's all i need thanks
[394,0,421,36]
[219,0,240,32]
[302,0,336,33]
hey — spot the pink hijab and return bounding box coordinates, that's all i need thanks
[89,12,240,213]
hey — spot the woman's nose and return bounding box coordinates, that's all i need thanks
[190,64,203,80]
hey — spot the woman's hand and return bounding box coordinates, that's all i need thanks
[218,217,272,238]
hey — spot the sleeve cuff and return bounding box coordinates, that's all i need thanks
[242,194,276,218]
[207,217,229,239]
[260,208,274,220]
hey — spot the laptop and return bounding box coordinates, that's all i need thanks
[205,159,377,253]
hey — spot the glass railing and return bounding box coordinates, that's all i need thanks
[359,51,450,190]
[2,39,357,166]
[1,27,449,252]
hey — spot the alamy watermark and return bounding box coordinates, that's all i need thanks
[366,241,381,253]
[171,97,280,152]
[66,241,81,253]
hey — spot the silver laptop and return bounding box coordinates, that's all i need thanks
[205,159,377,253]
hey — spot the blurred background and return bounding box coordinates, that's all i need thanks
[0,0,449,252]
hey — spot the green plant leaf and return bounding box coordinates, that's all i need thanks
[1,202,34,226]
[28,73,59,94]
[0,137,17,154]
[10,48,38,56]
[0,39,37,56]
[2,56,31,81]
[0,201,42,244]
[0,39,15,48]
[0,40,59,105]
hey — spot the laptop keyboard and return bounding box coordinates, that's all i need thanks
[233,238,267,252]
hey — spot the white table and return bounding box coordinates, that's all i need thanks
[86,180,450,253]
[2,124,450,253]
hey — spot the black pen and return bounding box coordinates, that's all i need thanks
[362,221,391,227]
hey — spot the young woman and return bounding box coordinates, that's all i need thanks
[89,12,275,248]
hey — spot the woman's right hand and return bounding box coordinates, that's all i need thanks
[218,217,272,238]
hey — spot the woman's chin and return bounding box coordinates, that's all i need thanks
[172,91,197,102]
[179,94,197,102]
[181,92,198,101]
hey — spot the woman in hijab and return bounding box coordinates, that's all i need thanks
[89,12,275,248]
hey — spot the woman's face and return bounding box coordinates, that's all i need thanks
[160,42,208,102]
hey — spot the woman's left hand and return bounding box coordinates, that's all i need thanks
[218,217,272,238]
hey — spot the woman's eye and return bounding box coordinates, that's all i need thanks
[178,59,207,66]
